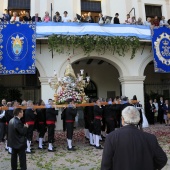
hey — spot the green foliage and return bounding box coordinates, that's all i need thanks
[0,85,22,102]
[48,35,140,59]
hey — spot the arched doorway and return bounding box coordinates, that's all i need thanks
[0,68,41,102]
[144,61,170,102]
[72,58,120,99]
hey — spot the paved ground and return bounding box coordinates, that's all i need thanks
[0,124,169,170]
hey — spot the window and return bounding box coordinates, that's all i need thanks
[145,5,162,19]
[8,0,30,9]
[81,0,101,12]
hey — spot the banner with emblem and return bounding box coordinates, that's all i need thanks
[0,22,36,74]
[152,26,170,73]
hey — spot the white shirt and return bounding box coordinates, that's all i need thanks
[0,111,5,119]
[153,102,158,111]
[144,21,151,26]
[62,16,71,22]
[160,20,168,26]
[10,16,20,22]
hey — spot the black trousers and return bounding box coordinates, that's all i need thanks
[6,124,8,140]
[101,117,106,132]
[11,148,27,170]
[0,122,5,141]
[93,119,101,135]
[89,122,94,133]
[66,122,74,140]
[47,124,55,143]
[106,118,115,134]
[26,125,34,141]
[38,124,46,138]
[158,110,164,124]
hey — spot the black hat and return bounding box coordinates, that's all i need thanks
[55,11,60,15]
[133,95,137,100]
[115,13,119,16]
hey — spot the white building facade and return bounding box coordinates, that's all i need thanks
[0,0,170,106]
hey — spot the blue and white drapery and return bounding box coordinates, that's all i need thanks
[36,22,151,40]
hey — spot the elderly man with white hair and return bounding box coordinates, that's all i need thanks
[101,106,167,170]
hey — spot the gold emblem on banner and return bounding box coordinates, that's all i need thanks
[154,33,170,65]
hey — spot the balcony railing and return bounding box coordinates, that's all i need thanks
[36,22,151,40]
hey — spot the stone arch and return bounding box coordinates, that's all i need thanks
[58,54,129,77]
[36,58,47,77]
[138,54,153,76]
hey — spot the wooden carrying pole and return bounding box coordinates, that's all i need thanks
[0,101,138,110]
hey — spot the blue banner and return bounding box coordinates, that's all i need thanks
[152,26,170,73]
[0,22,36,74]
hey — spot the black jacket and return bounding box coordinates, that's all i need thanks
[101,125,167,170]
[8,117,27,149]
[104,104,116,120]
[84,106,94,123]
[5,110,14,123]
[25,108,36,123]
[65,107,77,122]
[32,16,41,22]
[46,108,58,121]
[113,17,120,24]
[94,105,103,119]
[36,109,46,123]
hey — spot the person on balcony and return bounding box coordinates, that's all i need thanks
[125,14,132,24]
[23,11,32,22]
[32,13,41,22]
[42,11,51,22]
[131,16,136,24]
[10,12,20,22]
[85,12,94,23]
[160,16,168,26]
[53,11,62,22]
[152,16,160,27]
[136,17,143,25]
[98,13,105,25]
[62,11,71,22]
[144,17,151,26]
[2,9,11,21]
[113,13,120,24]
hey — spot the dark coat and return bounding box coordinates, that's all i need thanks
[46,108,58,121]
[163,104,170,115]
[8,117,27,149]
[101,125,167,170]
[53,15,62,22]
[25,108,36,122]
[32,16,41,22]
[113,17,120,24]
[23,16,32,21]
[65,107,77,121]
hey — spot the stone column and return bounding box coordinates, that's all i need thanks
[119,76,146,106]
[39,77,54,102]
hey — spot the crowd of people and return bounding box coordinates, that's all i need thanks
[1,8,170,27]
[0,95,169,169]
[145,97,170,126]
